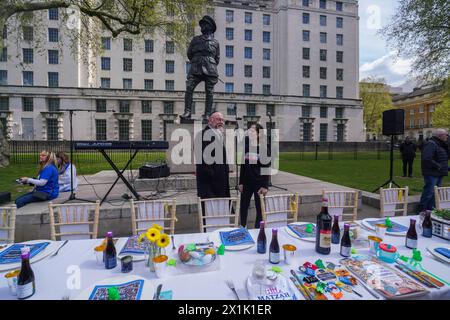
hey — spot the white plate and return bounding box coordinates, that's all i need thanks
[0,239,59,272]
[208,227,255,251]
[285,222,316,242]
[73,275,153,300]
[427,244,450,264]
[246,273,297,300]
[115,237,145,262]
[360,218,408,236]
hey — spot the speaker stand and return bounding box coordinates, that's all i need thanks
[372,135,401,192]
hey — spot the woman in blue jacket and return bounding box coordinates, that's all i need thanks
[15,150,60,208]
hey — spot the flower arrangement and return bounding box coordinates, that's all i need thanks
[138,224,170,271]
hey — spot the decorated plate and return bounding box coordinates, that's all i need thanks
[285,222,316,242]
[426,244,450,264]
[0,239,59,272]
[116,236,146,262]
[209,227,255,251]
[73,275,153,300]
[360,218,408,236]
[246,272,297,300]
[178,242,217,267]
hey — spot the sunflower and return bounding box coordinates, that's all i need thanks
[146,228,161,243]
[151,224,164,232]
[156,233,170,248]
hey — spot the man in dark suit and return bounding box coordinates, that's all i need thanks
[399,136,417,177]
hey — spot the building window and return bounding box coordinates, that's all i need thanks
[320,67,327,79]
[145,39,154,52]
[410,109,415,116]
[336,17,343,28]
[23,26,33,41]
[102,37,111,50]
[320,32,327,43]
[303,0,309,7]
[244,84,253,94]
[245,29,253,41]
[48,28,59,42]
[302,106,311,118]
[246,104,256,116]
[119,100,130,113]
[101,57,110,70]
[166,41,175,54]
[95,119,107,140]
[320,0,327,10]
[226,45,234,58]
[245,12,252,24]
[303,13,310,24]
[320,15,327,26]
[144,79,153,90]
[48,8,59,20]
[227,103,236,116]
[244,65,253,78]
[47,119,58,141]
[336,1,343,11]
[225,64,234,77]
[303,30,310,41]
[337,51,343,63]
[101,78,110,88]
[226,28,234,40]
[164,101,174,114]
[0,70,7,85]
[320,106,328,118]
[303,47,311,60]
[48,50,59,64]
[303,84,310,97]
[337,34,343,46]
[123,58,133,72]
[337,124,345,141]
[263,66,271,78]
[263,48,270,60]
[266,104,275,116]
[263,14,271,26]
[23,71,34,86]
[166,60,175,73]
[263,85,271,95]
[336,68,343,81]
[123,78,132,89]
[303,66,310,78]
[96,99,106,113]
[225,82,234,93]
[419,105,424,113]
[144,59,154,73]
[23,48,33,63]
[335,107,344,118]
[0,47,6,62]
[244,47,252,59]
[142,120,152,140]
[320,123,328,142]
[47,98,60,111]
[2,25,7,39]
[336,86,343,98]
[118,120,130,140]
[0,97,8,111]
[142,101,152,113]
[165,80,175,91]
[263,31,270,43]
[123,38,133,51]
[409,118,414,128]
[185,62,191,74]
[320,85,327,98]
[226,10,234,23]
[303,123,312,142]
[21,118,34,140]
[320,49,327,61]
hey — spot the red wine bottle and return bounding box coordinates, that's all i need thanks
[315,198,332,255]
[422,211,432,238]
[257,221,267,254]
[269,228,280,264]
[17,247,35,300]
[331,215,340,244]
[104,231,117,269]
[405,219,418,249]
[340,224,352,257]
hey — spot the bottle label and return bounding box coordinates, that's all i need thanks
[319,230,331,248]
[331,233,340,244]
[257,242,267,254]
[340,246,351,257]
[17,282,35,299]
[422,227,432,238]
[269,252,280,263]
[105,256,117,269]
[406,238,417,249]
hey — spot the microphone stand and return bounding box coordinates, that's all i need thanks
[267,112,287,191]
[234,107,240,195]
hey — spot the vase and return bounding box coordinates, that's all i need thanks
[146,245,162,272]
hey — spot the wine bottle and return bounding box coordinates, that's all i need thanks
[331,215,340,244]
[405,219,418,249]
[17,247,35,300]
[422,211,432,238]
[104,231,117,269]
[340,224,352,257]
[257,221,267,254]
[315,198,332,255]
[269,228,280,264]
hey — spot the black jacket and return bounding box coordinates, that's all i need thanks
[187,34,220,78]
[421,137,450,177]
[195,126,230,198]
[239,137,270,189]
[399,141,417,159]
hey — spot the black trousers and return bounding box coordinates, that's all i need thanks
[240,184,262,228]
[402,158,414,177]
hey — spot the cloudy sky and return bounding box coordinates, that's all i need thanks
[358,0,416,91]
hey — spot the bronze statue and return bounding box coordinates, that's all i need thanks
[180,15,220,120]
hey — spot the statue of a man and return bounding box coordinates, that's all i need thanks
[180,15,220,120]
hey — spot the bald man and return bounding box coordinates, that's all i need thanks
[195,112,230,199]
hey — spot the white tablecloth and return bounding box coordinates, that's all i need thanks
[0,216,449,300]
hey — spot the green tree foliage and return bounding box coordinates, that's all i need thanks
[432,78,450,129]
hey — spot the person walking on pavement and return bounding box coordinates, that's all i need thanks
[399,136,417,177]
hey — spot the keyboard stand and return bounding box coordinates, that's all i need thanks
[100,149,142,205]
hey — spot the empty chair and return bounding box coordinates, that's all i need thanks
[259,193,299,228]
[379,187,409,217]
[0,205,16,244]
[48,201,100,241]
[322,190,359,222]
[197,196,240,233]
[434,186,450,210]
[130,199,177,235]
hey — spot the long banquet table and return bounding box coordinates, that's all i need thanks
[0,215,449,300]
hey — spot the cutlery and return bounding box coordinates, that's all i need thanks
[153,284,163,300]
[51,240,69,257]
[225,279,240,300]
[171,235,176,250]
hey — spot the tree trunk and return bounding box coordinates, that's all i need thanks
[0,121,10,168]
